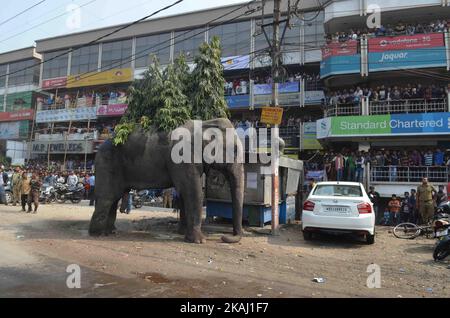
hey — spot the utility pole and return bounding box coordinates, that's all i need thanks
[270,0,282,235]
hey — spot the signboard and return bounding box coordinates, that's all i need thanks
[368,47,447,72]
[0,121,20,139]
[369,33,444,52]
[36,106,97,123]
[322,40,358,59]
[42,77,67,89]
[5,91,33,112]
[97,104,128,116]
[32,140,94,154]
[0,109,34,122]
[261,107,283,125]
[66,68,133,88]
[302,122,322,150]
[320,54,361,78]
[225,95,250,109]
[304,91,325,105]
[253,82,300,95]
[221,55,250,70]
[317,112,450,138]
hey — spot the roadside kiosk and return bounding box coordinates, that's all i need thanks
[205,156,303,227]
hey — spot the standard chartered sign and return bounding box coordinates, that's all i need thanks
[317,112,450,138]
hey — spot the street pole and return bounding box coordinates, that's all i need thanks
[271,0,282,235]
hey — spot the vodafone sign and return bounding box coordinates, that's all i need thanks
[369,33,444,52]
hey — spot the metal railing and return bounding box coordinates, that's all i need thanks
[370,98,447,115]
[370,166,449,183]
[37,97,127,110]
[324,103,362,117]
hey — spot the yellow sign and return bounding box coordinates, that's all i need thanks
[261,107,284,125]
[66,68,133,88]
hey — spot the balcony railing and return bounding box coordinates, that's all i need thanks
[37,97,127,111]
[324,103,362,117]
[324,98,449,117]
[35,131,98,141]
[370,166,449,183]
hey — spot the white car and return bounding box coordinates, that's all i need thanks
[302,181,376,244]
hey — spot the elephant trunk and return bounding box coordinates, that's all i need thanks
[221,163,244,243]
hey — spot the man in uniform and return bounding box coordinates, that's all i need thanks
[11,167,22,207]
[416,177,437,224]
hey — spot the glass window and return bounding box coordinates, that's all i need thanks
[282,17,300,51]
[174,27,205,62]
[135,33,171,67]
[0,64,6,88]
[70,44,99,75]
[101,39,132,70]
[209,21,251,57]
[8,59,39,86]
[303,11,325,49]
[42,50,69,79]
[254,17,273,52]
[313,184,363,197]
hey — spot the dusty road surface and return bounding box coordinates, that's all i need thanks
[0,202,449,298]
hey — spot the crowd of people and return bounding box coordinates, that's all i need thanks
[305,148,450,183]
[224,73,321,96]
[232,115,316,129]
[37,89,128,110]
[325,19,449,44]
[324,84,448,107]
[25,159,95,173]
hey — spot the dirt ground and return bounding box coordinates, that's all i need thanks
[0,201,449,298]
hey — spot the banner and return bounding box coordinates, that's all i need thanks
[66,68,133,88]
[261,107,283,125]
[253,82,300,95]
[221,55,250,70]
[0,121,20,139]
[317,112,450,138]
[302,122,322,150]
[369,33,444,52]
[368,47,447,72]
[225,95,250,109]
[42,77,67,89]
[304,91,325,105]
[97,104,128,116]
[32,140,94,154]
[322,40,358,59]
[320,54,361,78]
[0,109,34,122]
[36,106,97,123]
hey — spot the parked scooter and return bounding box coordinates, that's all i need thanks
[39,183,57,204]
[55,183,85,204]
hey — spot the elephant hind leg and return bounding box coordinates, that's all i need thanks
[89,197,120,236]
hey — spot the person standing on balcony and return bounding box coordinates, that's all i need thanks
[434,149,444,166]
[417,177,437,225]
[424,150,433,167]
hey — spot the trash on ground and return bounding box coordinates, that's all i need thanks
[16,235,24,240]
[93,282,117,289]
[312,277,326,283]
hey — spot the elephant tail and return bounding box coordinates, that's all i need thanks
[221,234,241,244]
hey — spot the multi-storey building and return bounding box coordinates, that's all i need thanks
[0,47,42,165]
[318,0,450,196]
[27,0,326,170]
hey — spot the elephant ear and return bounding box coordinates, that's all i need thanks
[157,131,171,146]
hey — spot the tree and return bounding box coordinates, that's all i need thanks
[190,36,229,120]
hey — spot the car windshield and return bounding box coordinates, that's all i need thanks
[313,184,363,197]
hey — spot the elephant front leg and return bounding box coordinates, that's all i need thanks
[89,200,112,236]
[177,196,187,235]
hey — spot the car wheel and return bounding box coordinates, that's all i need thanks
[366,233,375,245]
[303,231,313,241]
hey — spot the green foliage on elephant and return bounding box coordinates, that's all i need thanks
[190,36,229,121]
[114,37,228,146]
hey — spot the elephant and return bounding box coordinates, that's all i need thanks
[89,118,244,244]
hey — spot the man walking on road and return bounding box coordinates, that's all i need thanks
[417,177,437,225]
[28,173,41,214]
[21,172,31,212]
[11,167,22,206]
[88,174,95,206]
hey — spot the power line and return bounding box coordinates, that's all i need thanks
[60,0,260,87]
[0,0,47,28]
[0,0,98,45]
[0,0,185,80]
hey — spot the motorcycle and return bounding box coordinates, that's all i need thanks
[39,183,57,204]
[55,183,85,204]
[133,189,163,209]
[433,219,450,261]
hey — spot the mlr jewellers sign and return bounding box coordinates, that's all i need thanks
[32,141,94,154]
